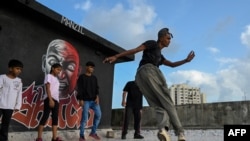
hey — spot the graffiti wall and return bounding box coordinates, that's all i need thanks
[0,37,97,131]
[13,82,94,129]
[0,0,132,131]
[9,39,95,130]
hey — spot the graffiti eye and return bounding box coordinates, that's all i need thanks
[48,59,58,66]
[66,63,76,72]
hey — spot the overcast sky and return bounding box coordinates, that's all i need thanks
[36,0,250,108]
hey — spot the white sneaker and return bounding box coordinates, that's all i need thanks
[157,128,171,141]
[178,132,185,141]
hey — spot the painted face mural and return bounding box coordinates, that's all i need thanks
[42,39,80,98]
[11,39,94,130]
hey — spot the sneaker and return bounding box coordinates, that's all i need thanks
[121,134,126,139]
[178,133,185,141]
[79,136,85,141]
[35,138,43,141]
[51,137,63,141]
[157,128,171,141]
[89,133,101,140]
[134,134,144,139]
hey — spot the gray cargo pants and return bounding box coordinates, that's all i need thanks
[135,63,184,135]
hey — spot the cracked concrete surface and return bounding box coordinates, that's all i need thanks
[8,129,223,141]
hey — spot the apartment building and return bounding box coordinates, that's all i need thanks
[169,84,206,105]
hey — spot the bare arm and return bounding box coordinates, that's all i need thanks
[103,45,146,64]
[45,83,55,108]
[121,91,127,107]
[163,50,195,67]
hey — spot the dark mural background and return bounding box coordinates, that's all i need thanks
[0,0,133,131]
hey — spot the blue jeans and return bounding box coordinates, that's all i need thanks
[79,101,101,137]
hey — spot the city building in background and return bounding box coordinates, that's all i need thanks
[169,84,206,105]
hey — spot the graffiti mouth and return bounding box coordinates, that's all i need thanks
[59,82,68,90]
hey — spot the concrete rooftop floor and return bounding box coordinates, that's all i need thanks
[8,129,223,141]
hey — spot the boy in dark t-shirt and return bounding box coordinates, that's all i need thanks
[77,61,102,141]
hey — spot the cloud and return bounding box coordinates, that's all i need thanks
[215,57,238,66]
[216,58,250,101]
[166,70,220,102]
[166,54,250,103]
[241,25,250,48]
[165,24,250,104]
[81,0,158,48]
[207,47,220,54]
[74,0,92,11]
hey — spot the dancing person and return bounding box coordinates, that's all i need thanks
[103,27,195,141]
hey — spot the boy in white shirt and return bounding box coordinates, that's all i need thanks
[0,59,23,141]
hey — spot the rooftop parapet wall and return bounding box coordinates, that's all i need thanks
[112,101,250,129]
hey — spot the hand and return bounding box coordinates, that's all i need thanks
[49,99,55,108]
[103,55,117,64]
[14,109,19,113]
[95,97,99,104]
[79,100,84,106]
[186,50,195,62]
[121,101,126,107]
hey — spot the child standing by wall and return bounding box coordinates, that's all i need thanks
[77,61,102,141]
[0,59,24,141]
[36,63,62,141]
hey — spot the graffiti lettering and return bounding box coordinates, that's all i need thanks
[61,16,85,35]
[12,82,94,129]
